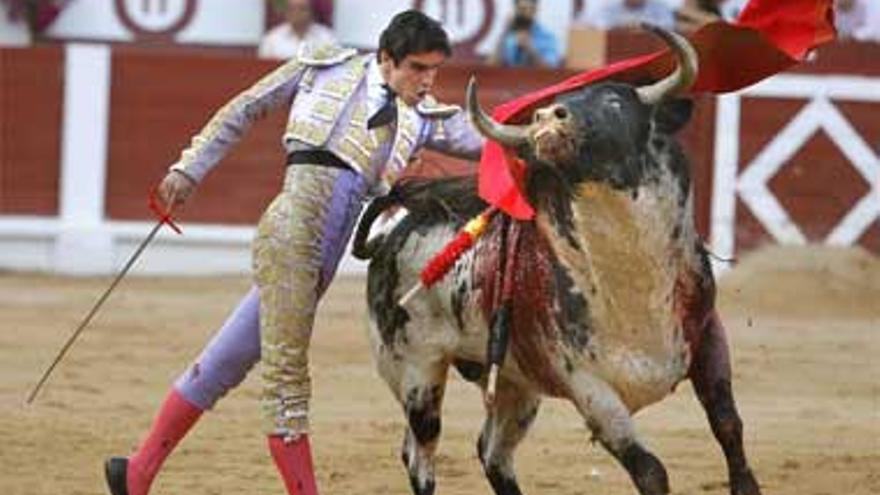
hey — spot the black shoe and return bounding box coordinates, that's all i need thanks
[104,457,129,495]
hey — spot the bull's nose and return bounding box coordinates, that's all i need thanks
[553,106,569,120]
[534,104,570,123]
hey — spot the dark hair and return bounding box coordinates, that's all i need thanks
[378,10,452,65]
[696,0,721,15]
[511,15,534,31]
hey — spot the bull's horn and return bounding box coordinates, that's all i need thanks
[635,24,699,105]
[466,75,529,148]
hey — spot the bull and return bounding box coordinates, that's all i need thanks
[352,26,761,495]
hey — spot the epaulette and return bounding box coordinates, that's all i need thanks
[297,43,359,67]
[416,95,462,119]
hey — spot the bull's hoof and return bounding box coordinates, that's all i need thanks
[731,468,761,495]
[104,457,129,495]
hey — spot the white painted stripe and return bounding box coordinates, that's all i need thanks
[736,99,825,244]
[0,217,368,275]
[0,216,60,236]
[0,217,255,240]
[818,98,880,184]
[59,44,111,227]
[106,220,255,243]
[818,97,880,245]
[710,93,741,272]
[826,192,880,245]
[743,74,880,102]
[734,94,879,247]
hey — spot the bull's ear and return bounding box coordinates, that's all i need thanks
[653,97,693,134]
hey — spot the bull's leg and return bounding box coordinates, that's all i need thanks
[689,311,761,495]
[477,380,541,495]
[569,371,670,495]
[388,358,449,495]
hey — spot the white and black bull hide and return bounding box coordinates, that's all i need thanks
[352,26,761,495]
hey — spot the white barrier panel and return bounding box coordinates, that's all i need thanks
[0,217,369,276]
[46,0,265,45]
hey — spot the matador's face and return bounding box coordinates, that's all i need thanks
[380,50,448,106]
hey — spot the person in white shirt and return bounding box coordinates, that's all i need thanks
[258,0,338,60]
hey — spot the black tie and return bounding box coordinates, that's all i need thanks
[368,84,398,129]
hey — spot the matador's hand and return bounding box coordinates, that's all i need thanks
[157,170,197,210]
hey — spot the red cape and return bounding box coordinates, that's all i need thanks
[477,0,836,219]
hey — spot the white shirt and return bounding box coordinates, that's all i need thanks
[258,22,337,60]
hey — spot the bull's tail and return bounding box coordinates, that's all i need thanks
[351,191,402,260]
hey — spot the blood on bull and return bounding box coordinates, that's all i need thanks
[354,25,761,495]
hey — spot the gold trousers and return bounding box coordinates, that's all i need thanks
[253,164,367,437]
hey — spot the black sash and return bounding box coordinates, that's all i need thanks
[286,150,353,171]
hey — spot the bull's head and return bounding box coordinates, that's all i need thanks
[468,25,698,197]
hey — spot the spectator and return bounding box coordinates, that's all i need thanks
[583,0,678,31]
[835,0,880,41]
[259,0,337,60]
[490,0,562,68]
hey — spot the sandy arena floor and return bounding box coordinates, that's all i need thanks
[1,246,878,495]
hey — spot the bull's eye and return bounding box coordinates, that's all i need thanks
[554,107,569,120]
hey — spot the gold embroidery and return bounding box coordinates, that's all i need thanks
[298,43,358,66]
[289,57,369,146]
[254,165,347,436]
[334,140,369,172]
[316,88,345,100]
[325,77,359,98]
[349,105,367,127]
[342,134,372,159]
[348,125,375,151]
[398,106,418,153]
[311,99,340,123]
[286,120,326,146]
[382,168,400,185]
[299,67,316,91]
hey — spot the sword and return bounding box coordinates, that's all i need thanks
[26,193,181,405]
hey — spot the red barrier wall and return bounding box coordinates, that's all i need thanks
[106,51,286,225]
[0,46,63,216]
